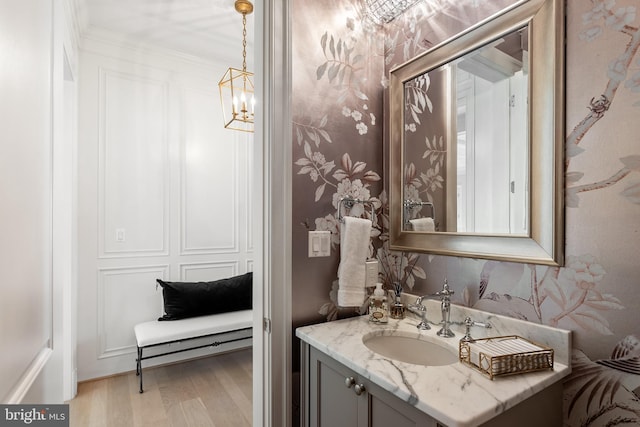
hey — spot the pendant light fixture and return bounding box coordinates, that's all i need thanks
[218,0,255,132]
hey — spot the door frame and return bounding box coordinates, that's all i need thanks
[254,1,292,426]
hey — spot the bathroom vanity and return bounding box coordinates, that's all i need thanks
[297,300,571,427]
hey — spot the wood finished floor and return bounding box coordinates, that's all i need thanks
[68,348,252,427]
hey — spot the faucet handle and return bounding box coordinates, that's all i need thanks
[460,316,492,342]
[407,303,430,330]
[435,279,454,298]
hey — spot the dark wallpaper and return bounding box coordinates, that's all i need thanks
[291,0,640,424]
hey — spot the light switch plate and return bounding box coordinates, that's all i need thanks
[365,260,379,287]
[308,231,331,257]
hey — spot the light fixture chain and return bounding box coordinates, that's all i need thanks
[242,13,247,72]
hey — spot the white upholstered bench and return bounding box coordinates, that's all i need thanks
[134,309,252,393]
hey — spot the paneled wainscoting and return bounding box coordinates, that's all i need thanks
[68,349,252,427]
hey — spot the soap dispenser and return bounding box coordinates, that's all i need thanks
[368,283,389,323]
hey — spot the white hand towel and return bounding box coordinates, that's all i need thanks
[410,217,435,232]
[337,216,371,307]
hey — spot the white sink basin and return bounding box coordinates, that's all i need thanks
[363,332,458,366]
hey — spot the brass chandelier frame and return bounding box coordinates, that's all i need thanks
[218,0,255,133]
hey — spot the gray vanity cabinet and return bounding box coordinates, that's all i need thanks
[301,343,440,427]
[301,341,564,427]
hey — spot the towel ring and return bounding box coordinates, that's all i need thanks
[338,197,375,223]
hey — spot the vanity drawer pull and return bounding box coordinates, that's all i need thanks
[345,376,355,388]
[354,383,366,396]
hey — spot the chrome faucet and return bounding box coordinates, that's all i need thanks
[434,279,455,338]
[408,279,455,337]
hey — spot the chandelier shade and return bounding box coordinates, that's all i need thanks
[365,0,421,24]
[218,67,255,132]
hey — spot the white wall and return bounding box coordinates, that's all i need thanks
[0,0,55,403]
[508,70,528,235]
[473,77,510,233]
[76,36,254,380]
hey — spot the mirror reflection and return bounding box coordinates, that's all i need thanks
[389,0,564,265]
[403,26,529,235]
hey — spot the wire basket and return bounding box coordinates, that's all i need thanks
[459,335,554,380]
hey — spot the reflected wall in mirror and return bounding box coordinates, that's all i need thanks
[402,26,530,235]
[389,0,564,265]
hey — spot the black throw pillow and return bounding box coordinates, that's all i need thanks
[156,272,252,321]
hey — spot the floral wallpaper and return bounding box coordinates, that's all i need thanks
[404,67,448,230]
[291,0,385,328]
[291,0,640,425]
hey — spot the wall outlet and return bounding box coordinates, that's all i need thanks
[365,260,379,287]
[308,231,331,257]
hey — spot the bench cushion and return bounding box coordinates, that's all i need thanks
[135,309,252,347]
[157,272,252,320]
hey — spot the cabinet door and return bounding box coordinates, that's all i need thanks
[308,347,367,427]
[305,345,439,427]
[366,379,440,427]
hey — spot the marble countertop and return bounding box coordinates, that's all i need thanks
[296,299,571,427]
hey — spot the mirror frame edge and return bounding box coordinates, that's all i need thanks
[389,0,565,266]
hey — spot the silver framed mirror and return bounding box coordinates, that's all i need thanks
[389,0,564,265]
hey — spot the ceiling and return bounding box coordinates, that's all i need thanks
[76,0,255,63]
